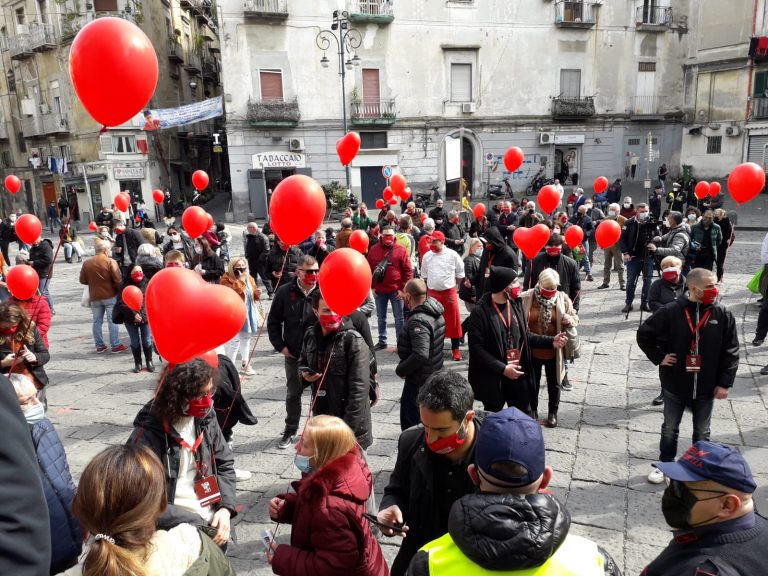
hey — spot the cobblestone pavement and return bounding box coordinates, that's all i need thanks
[39,226,768,576]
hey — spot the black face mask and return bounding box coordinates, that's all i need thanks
[662,480,727,530]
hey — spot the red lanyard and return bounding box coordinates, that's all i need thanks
[163,420,205,471]
[492,299,513,330]
[684,309,711,353]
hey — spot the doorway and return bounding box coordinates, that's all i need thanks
[360,166,387,209]
[446,137,475,200]
[554,146,581,186]
[264,168,297,207]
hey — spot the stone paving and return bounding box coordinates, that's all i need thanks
[38,225,768,576]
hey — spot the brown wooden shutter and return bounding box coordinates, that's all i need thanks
[93,0,119,11]
[260,70,284,101]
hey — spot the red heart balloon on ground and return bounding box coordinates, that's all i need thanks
[537,185,560,214]
[694,181,710,200]
[16,214,42,244]
[318,248,372,316]
[122,285,143,312]
[152,189,164,204]
[146,268,246,364]
[192,170,209,191]
[564,225,584,249]
[6,265,39,300]
[709,182,721,197]
[513,224,550,260]
[4,175,21,194]
[349,230,369,253]
[594,176,609,194]
[114,192,130,212]
[391,174,407,197]
[595,220,622,249]
[336,132,361,166]
[182,206,209,239]
[473,203,486,219]
[269,175,326,245]
[504,147,524,172]
[728,162,765,204]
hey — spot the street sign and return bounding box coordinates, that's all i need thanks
[485,152,495,166]
[213,145,223,153]
[382,165,392,179]
[644,179,652,189]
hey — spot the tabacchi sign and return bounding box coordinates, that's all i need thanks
[252,152,306,169]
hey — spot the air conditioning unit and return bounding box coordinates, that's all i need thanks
[20,98,35,116]
[462,102,476,114]
[289,138,304,151]
[725,125,741,137]
[540,132,555,145]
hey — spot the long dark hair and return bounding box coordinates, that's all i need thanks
[151,358,216,423]
[0,301,36,345]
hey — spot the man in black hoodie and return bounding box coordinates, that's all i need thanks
[473,227,519,298]
[408,407,621,575]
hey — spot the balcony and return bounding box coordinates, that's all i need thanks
[184,51,201,73]
[635,6,673,31]
[247,98,300,127]
[29,24,56,51]
[21,115,44,138]
[348,0,394,25]
[0,122,8,140]
[351,99,397,125]
[168,39,184,63]
[202,58,219,83]
[243,0,289,21]
[60,14,87,43]
[551,96,596,120]
[554,1,598,28]
[42,112,69,135]
[750,97,768,120]
[629,95,667,120]
[8,34,33,60]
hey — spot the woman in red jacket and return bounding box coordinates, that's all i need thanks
[268,415,388,576]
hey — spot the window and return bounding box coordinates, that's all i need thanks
[628,138,641,146]
[360,131,387,149]
[0,151,11,168]
[560,69,581,99]
[706,136,722,154]
[59,144,72,161]
[260,69,283,101]
[112,135,136,153]
[15,8,25,26]
[94,0,119,11]
[754,70,768,97]
[645,137,659,145]
[638,62,656,72]
[450,63,472,102]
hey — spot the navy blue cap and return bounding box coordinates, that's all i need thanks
[654,441,756,494]
[475,407,545,486]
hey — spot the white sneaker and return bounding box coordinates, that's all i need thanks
[241,364,255,375]
[235,468,252,481]
[647,467,665,484]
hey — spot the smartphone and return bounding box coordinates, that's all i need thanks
[363,512,405,532]
[261,528,275,551]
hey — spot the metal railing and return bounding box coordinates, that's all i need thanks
[631,95,663,115]
[554,1,597,24]
[29,23,56,49]
[751,97,768,120]
[244,0,288,14]
[168,38,184,61]
[8,33,31,58]
[348,0,394,16]
[247,98,300,124]
[551,96,596,118]
[635,5,673,26]
[351,99,397,119]
[60,14,87,41]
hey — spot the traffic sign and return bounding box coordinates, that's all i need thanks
[485,152,495,166]
[382,165,392,179]
[213,145,223,153]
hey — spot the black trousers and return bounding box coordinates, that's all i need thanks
[715,245,728,281]
[482,376,534,417]
[530,357,560,415]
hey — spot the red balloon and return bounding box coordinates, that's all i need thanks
[197,349,219,368]
[594,176,609,194]
[728,162,765,204]
[269,175,326,245]
[152,189,164,204]
[513,224,550,260]
[336,132,361,166]
[503,147,524,172]
[6,265,39,300]
[709,181,722,197]
[694,181,710,200]
[473,203,487,219]
[122,285,143,312]
[388,197,398,205]
[564,225,584,249]
[349,230,369,253]
[69,17,158,127]
[318,248,372,316]
[537,185,560,214]
[192,170,209,191]
[420,213,427,225]
[595,220,622,249]
[16,214,42,244]
[383,187,394,202]
[4,175,21,194]
[114,192,130,212]
[206,213,214,230]
[181,206,208,239]
[391,174,407,197]
[146,268,246,364]
[401,187,412,201]
[88,221,98,232]
[375,199,385,209]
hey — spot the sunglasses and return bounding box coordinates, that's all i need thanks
[299,269,320,274]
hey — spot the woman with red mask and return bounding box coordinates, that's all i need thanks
[520,269,579,428]
[0,301,50,406]
[112,265,154,373]
[129,359,237,548]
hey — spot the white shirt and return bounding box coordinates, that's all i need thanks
[422,247,465,291]
[761,232,768,265]
[172,416,214,523]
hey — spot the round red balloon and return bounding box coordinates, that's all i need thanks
[318,248,372,316]
[192,170,209,191]
[383,187,394,202]
[503,147,525,172]
[69,17,158,127]
[694,181,710,200]
[146,267,246,364]
[16,214,42,244]
[391,174,407,197]
[6,266,39,300]
[206,213,214,230]
[375,199,385,209]
[152,189,164,204]
[122,285,143,312]
[473,203,487,219]
[269,175,326,245]
[513,224,550,260]
[564,225,584,249]
[349,230,369,253]
[537,185,560,214]
[388,197,398,205]
[595,220,622,249]
[709,181,722,197]
[594,176,609,194]
[336,132,361,166]
[88,221,98,231]
[114,192,130,212]
[4,175,21,195]
[182,206,209,239]
[728,162,765,204]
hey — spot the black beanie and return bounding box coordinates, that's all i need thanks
[489,266,518,293]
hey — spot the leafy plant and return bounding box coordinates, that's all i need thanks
[322,181,348,210]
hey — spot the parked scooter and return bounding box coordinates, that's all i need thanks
[488,177,512,200]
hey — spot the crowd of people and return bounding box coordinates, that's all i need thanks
[1,176,766,576]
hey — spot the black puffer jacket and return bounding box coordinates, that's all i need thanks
[648,278,686,312]
[396,298,446,388]
[29,240,54,278]
[267,278,318,358]
[459,253,480,303]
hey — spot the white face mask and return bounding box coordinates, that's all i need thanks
[584,204,592,210]
[687,215,697,222]
[608,210,618,217]
[170,234,180,241]
[623,203,630,209]
[194,246,203,255]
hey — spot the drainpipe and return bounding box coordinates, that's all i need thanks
[746,0,759,122]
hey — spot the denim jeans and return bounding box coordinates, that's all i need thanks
[90,297,120,348]
[38,276,54,312]
[63,242,85,261]
[374,290,404,345]
[625,256,654,306]
[659,389,714,462]
[124,322,153,350]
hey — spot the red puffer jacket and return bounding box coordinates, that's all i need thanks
[271,451,388,576]
[13,296,51,348]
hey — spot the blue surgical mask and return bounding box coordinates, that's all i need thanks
[23,402,45,425]
[473,248,483,257]
[294,454,313,474]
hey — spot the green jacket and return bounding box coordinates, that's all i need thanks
[352,213,375,230]
[690,222,723,260]
[184,529,235,576]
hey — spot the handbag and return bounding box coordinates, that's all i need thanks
[80,286,90,308]
[564,324,580,360]
[747,265,765,294]
[372,248,394,284]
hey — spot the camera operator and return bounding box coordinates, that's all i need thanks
[620,203,659,314]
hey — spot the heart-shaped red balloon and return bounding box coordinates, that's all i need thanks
[115,192,130,212]
[16,214,42,245]
[709,182,721,197]
[336,132,361,166]
[269,175,326,245]
[728,162,765,204]
[537,185,560,214]
[182,206,208,239]
[152,189,164,204]
[6,265,39,300]
[594,176,609,194]
[122,285,143,312]
[146,268,246,364]
[595,220,622,249]
[513,224,551,260]
[383,187,394,202]
[349,230,369,253]
[473,203,486,219]
[375,199,385,209]
[564,225,584,249]
[503,147,524,172]
[401,187,412,201]
[88,221,98,231]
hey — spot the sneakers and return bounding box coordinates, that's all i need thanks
[621,304,633,314]
[95,344,108,353]
[451,349,462,361]
[652,393,664,406]
[752,337,765,347]
[235,468,252,481]
[277,432,296,450]
[242,364,256,375]
[111,344,128,353]
[647,467,665,484]
[597,284,610,289]
[585,274,594,282]
[374,342,387,351]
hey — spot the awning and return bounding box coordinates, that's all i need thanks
[62,174,107,185]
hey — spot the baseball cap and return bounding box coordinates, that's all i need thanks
[653,442,756,494]
[475,407,545,486]
[431,231,446,243]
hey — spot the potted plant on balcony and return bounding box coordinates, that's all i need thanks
[350,86,362,118]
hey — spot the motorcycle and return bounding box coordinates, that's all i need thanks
[415,185,440,210]
[488,177,512,200]
[526,168,553,196]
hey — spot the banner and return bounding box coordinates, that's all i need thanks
[136,96,223,131]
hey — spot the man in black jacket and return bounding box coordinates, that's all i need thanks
[244,222,273,297]
[27,235,55,313]
[396,279,446,430]
[0,214,18,265]
[95,205,114,230]
[112,220,146,280]
[440,211,465,253]
[473,227,519,298]
[429,198,447,228]
[265,239,302,292]
[267,255,319,449]
[637,268,739,485]
[524,232,581,310]
[620,203,659,314]
[378,370,483,576]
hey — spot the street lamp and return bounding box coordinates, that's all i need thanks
[316,11,362,192]
[189,80,198,97]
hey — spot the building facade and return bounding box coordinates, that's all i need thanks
[220,0,695,218]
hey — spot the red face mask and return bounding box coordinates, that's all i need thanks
[426,418,468,455]
[700,287,719,305]
[662,269,680,283]
[303,273,318,285]
[319,313,343,331]
[185,392,213,419]
[0,325,18,335]
[545,246,562,257]
[430,245,441,253]
[381,236,395,247]
[115,228,124,235]
[539,287,558,299]
[506,284,522,300]
[131,273,145,283]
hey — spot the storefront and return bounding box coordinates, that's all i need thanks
[248,151,311,219]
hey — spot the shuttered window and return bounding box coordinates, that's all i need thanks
[706,136,722,155]
[94,0,118,11]
[560,69,581,99]
[362,69,380,103]
[451,63,472,102]
[260,70,284,102]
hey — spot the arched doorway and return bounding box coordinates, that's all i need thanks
[439,129,482,200]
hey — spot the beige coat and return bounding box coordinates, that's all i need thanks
[520,290,579,385]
